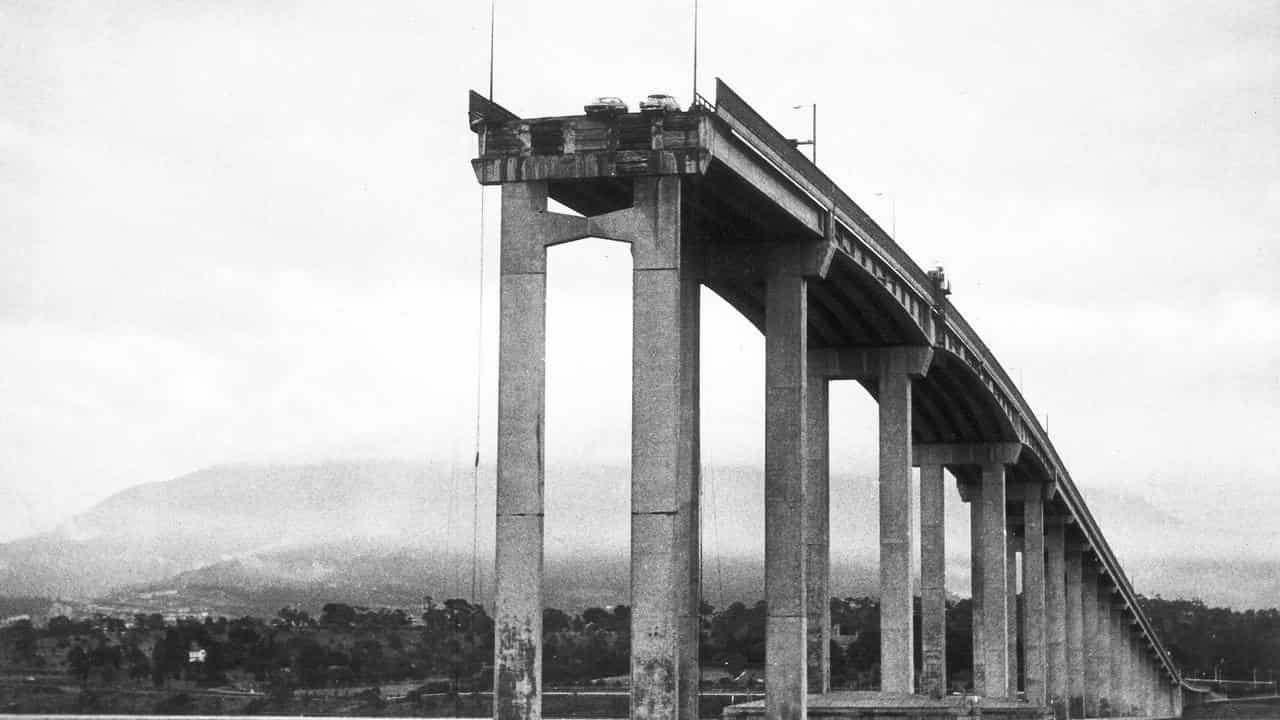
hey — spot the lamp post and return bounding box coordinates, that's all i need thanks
[874,191,897,238]
[791,103,816,163]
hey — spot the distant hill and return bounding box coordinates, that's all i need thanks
[0,459,1277,616]
[0,460,461,599]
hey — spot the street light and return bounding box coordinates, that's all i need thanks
[873,191,896,238]
[790,103,816,163]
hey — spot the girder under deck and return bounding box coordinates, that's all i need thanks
[468,79,1181,686]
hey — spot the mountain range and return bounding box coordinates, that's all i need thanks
[0,460,1274,617]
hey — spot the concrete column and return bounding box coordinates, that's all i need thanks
[1141,630,1152,712]
[1007,532,1019,697]
[878,366,915,693]
[1081,561,1100,717]
[1152,653,1162,712]
[1136,654,1146,717]
[1129,631,1141,717]
[1098,583,1114,716]
[1023,491,1047,706]
[629,176,700,720]
[1065,546,1084,718]
[1142,635,1151,718]
[673,215,703,720]
[1111,609,1125,715]
[1155,660,1162,717]
[981,463,1010,697]
[1110,604,1124,716]
[494,182,549,720]
[764,271,807,720]
[1138,656,1146,717]
[1093,583,1110,716]
[971,498,985,693]
[804,362,830,694]
[1045,518,1067,717]
[920,463,947,698]
[1154,660,1162,716]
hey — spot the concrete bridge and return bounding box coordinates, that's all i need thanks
[469,80,1186,720]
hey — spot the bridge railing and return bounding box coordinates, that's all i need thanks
[712,78,1181,683]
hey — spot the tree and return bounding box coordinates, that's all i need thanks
[320,603,357,628]
[67,645,90,683]
[544,608,571,635]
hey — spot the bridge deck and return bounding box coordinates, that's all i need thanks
[469,79,1182,701]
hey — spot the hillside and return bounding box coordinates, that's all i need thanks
[0,459,1276,614]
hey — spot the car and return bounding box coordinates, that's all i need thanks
[639,93,681,114]
[584,96,628,116]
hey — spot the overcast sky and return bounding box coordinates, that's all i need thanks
[2,0,1278,572]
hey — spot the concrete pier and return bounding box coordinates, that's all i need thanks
[1093,581,1109,715]
[1110,604,1125,717]
[764,270,808,720]
[805,360,831,694]
[1096,582,1113,716]
[1135,628,1145,717]
[1044,517,1066,716]
[981,463,1010,697]
[1081,561,1099,717]
[1023,489,1047,706]
[494,182,551,720]
[1065,546,1084,718]
[971,497,985,694]
[469,85,1185,720]
[918,442,1018,700]
[920,462,947,698]
[1007,532,1019,697]
[629,176,700,720]
[878,366,915,694]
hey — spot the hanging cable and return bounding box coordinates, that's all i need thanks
[470,186,486,607]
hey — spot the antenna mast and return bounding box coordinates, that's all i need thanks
[488,0,496,99]
[692,0,699,104]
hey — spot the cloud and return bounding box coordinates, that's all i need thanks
[1,1,1277,562]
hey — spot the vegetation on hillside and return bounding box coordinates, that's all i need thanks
[1,593,1277,713]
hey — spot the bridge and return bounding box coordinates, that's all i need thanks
[469,79,1186,720]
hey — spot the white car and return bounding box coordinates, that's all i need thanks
[639,93,680,113]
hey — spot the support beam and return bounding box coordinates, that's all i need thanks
[628,176,700,720]
[1023,490,1047,706]
[915,442,1024,467]
[1081,561,1100,718]
[1152,653,1162,712]
[673,205,703,720]
[764,271,808,720]
[812,346,930,696]
[494,182,549,720]
[1095,581,1112,717]
[804,362,830,694]
[1065,546,1084,718]
[1129,630,1141,717]
[981,463,1010,697]
[920,462,947,698]
[1110,604,1125,717]
[1045,517,1067,718]
[879,361,916,693]
[1007,532,1019,697]
[928,444,1021,699]
[970,495,985,694]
